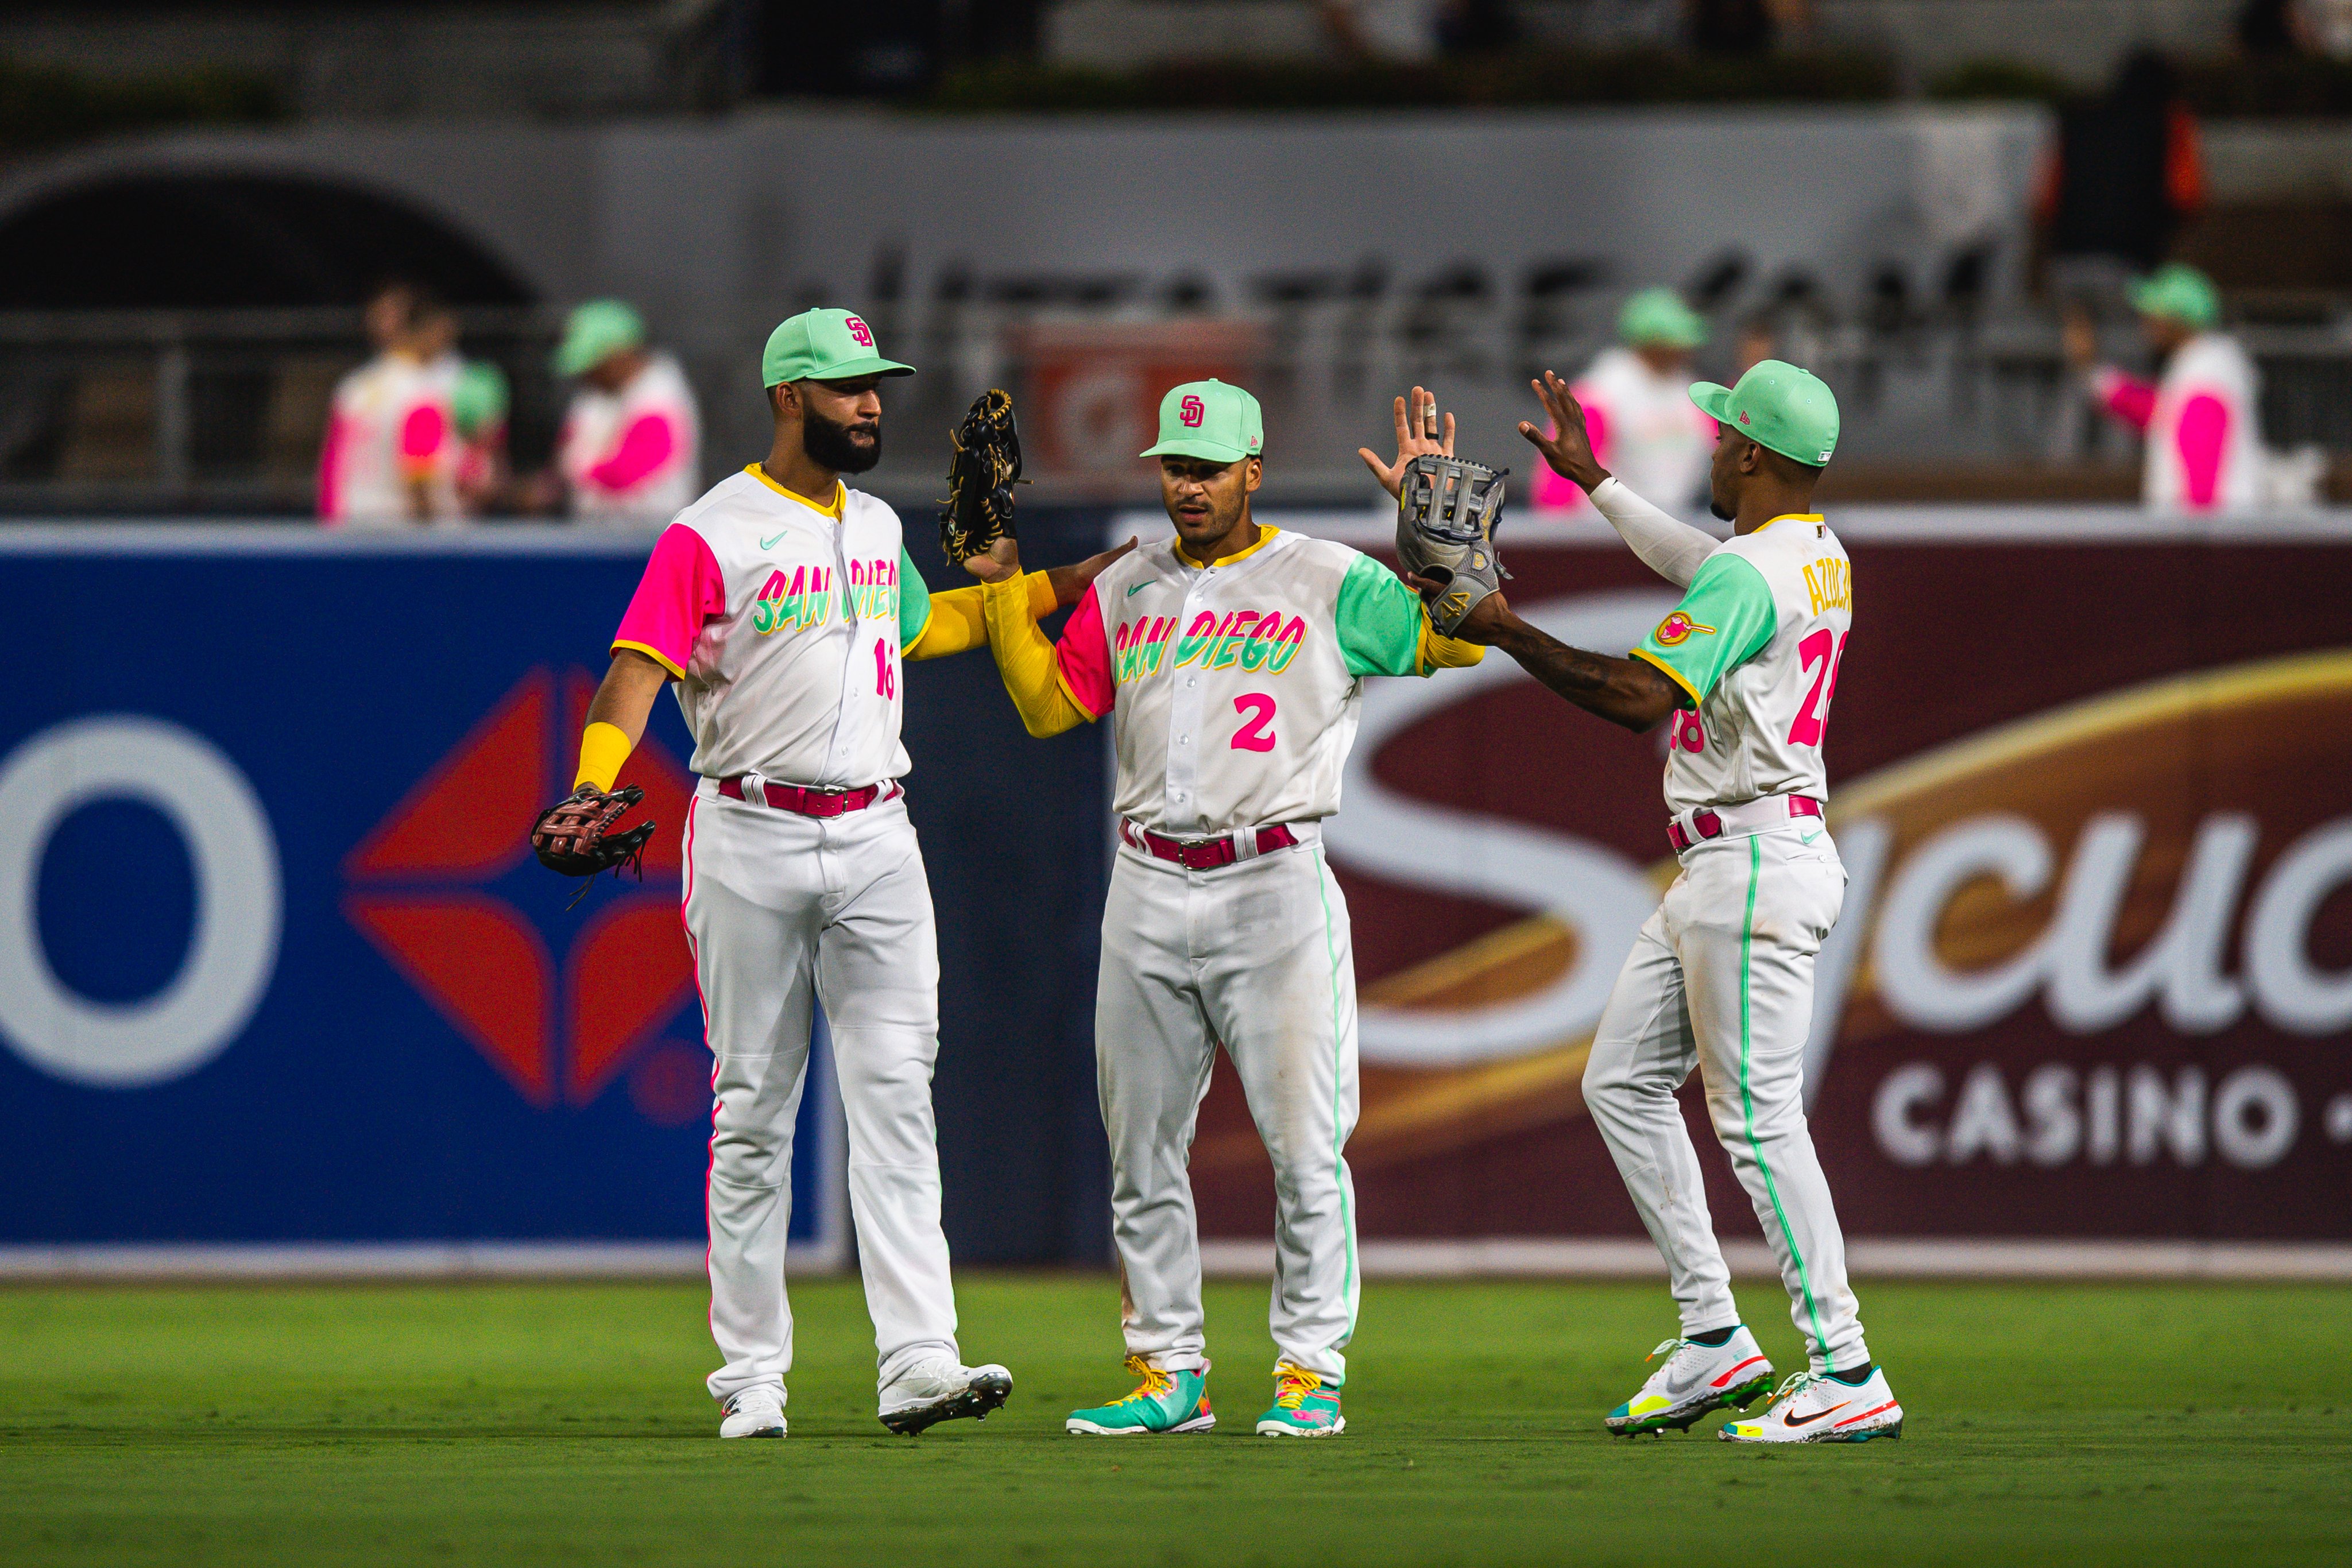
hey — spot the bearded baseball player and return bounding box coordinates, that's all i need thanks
[533,308,1123,1439]
[960,379,1481,1437]
[1428,360,1900,1445]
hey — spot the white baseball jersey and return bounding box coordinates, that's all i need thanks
[1052,529,1452,837]
[612,467,930,787]
[1630,513,1852,814]
[560,351,702,521]
[318,350,461,524]
[2095,332,2266,513]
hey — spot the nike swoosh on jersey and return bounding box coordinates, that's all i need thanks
[1779,1400,1851,1429]
[760,532,787,550]
[1126,580,1151,596]
[1800,830,1823,845]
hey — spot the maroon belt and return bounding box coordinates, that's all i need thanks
[1123,820,1300,870]
[1668,794,1821,854]
[717,777,898,817]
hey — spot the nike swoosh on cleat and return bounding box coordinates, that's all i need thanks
[1710,1354,1769,1388]
[1778,1401,1851,1429]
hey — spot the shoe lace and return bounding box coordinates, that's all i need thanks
[1111,1354,1174,1406]
[1644,1337,1708,1378]
[1761,1370,1822,1410]
[1272,1364,1322,1410]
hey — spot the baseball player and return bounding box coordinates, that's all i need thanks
[1429,361,1901,1444]
[546,300,702,521]
[317,282,462,526]
[964,380,1481,1437]
[553,308,1124,1439]
[1529,288,1715,515]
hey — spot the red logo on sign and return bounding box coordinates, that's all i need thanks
[343,668,704,1118]
[1179,394,1205,427]
[845,316,874,348]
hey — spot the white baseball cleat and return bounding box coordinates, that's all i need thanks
[1605,1326,1775,1437]
[718,1383,787,1439]
[1719,1366,1903,1444]
[878,1358,1014,1435]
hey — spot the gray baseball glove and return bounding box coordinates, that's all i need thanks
[1395,454,1509,637]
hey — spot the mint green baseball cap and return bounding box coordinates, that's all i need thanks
[2130,262,2219,331]
[552,299,645,378]
[1689,359,1840,469]
[1619,287,1708,349]
[451,360,508,439]
[1139,379,1264,463]
[761,307,914,386]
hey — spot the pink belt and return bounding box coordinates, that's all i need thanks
[717,776,899,817]
[1123,820,1300,870]
[1668,794,1821,854]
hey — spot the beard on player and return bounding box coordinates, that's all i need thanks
[803,402,881,473]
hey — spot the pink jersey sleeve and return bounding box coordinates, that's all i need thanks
[2175,391,2231,509]
[586,412,676,491]
[398,402,448,473]
[1054,583,1117,719]
[316,412,349,521]
[612,524,726,677]
[1531,396,1608,510]
[2092,368,2157,431]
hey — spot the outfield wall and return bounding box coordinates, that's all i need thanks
[2,507,2348,1279]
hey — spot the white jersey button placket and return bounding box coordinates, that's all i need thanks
[1162,563,1212,835]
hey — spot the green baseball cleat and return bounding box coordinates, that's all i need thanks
[1066,1356,1214,1435]
[1255,1362,1344,1437]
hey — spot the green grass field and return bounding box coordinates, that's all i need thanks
[3,1276,2347,1566]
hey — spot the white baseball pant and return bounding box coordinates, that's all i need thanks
[1096,831,1361,1383]
[683,784,963,1403]
[1582,821,1870,1373]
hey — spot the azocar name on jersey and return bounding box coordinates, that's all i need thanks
[1801,556,1852,616]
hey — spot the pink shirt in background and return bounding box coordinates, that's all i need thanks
[2092,332,2265,513]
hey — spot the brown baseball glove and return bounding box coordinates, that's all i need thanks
[531,784,656,903]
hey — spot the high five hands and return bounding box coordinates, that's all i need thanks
[1358,386,1456,500]
[1519,370,1608,493]
[962,532,1139,611]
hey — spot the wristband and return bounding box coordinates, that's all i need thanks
[574,721,634,793]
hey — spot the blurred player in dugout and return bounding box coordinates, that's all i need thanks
[317,282,466,527]
[1531,288,1716,517]
[525,299,703,521]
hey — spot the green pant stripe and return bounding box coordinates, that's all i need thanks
[1739,834,1827,1360]
[1312,848,1356,1344]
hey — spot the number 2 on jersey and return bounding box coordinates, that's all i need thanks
[1786,628,1847,746]
[873,637,895,700]
[1231,692,1276,752]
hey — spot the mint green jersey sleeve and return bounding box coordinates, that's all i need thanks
[898,544,932,650]
[1334,552,1430,677]
[1631,552,1777,708]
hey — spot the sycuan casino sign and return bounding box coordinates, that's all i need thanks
[1182,521,2352,1253]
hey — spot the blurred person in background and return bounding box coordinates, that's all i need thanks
[317,281,463,527]
[537,300,701,522]
[2066,263,2269,512]
[1532,288,1716,515]
[451,361,510,518]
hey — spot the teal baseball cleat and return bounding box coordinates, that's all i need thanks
[1066,1356,1214,1435]
[1255,1362,1344,1437]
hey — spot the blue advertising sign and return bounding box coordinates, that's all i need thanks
[0,528,842,1264]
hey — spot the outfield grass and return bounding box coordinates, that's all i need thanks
[2,1276,2347,1566]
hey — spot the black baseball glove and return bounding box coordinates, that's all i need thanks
[938,388,1023,566]
[531,784,656,904]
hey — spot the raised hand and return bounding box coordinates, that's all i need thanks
[1519,370,1607,493]
[961,535,1022,583]
[1357,386,1456,500]
[1045,536,1139,608]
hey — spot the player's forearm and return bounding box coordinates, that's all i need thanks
[1589,478,1717,589]
[1490,615,1677,732]
[575,651,670,787]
